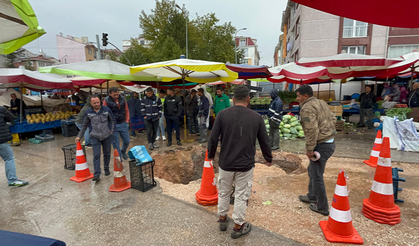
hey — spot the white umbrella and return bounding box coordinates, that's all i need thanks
[40,60,159,81]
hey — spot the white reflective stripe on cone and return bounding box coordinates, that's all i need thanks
[377,157,391,167]
[76,162,88,170]
[76,149,84,156]
[334,184,348,197]
[375,138,383,144]
[204,160,212,168]
[329,207,352,223]
[371,180,393,195]
[370,150,380,157]
[114,171,125,178]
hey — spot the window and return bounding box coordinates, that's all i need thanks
[242,48,248,57]
[242,59,249,65]
[388,45,419,58]
[239,39,246,46]
[343,18,368,38]
[88,49,92,55]
[294,18,300,39]
[342,46,366,54]
[140,40,145,45]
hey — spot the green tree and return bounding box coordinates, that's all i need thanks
[138,0,242,63]
[24,59,35,71]
[3,48,24,68]
[119,38,152,66]
[106,50,119,62]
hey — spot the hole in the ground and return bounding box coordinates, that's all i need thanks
[150,146,305,184]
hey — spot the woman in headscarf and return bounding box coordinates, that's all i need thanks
[399,86,408,103]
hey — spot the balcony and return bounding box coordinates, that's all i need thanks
[343,26,367,38]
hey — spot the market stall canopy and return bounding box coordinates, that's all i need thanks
[39,60,160,82]
[291,0,419,28]
[0,0,46,54]
[70,76,106,87]
[296,53,408,79]
[130,58,238,83]
[225,64,272,79]
[207,80,246,86]
[0,66,73,90]
[133,79,199,89]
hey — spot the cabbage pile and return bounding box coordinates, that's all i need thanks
[280,114,305,140]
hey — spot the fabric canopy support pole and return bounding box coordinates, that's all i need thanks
[317,83,320,98]
[328,82,331,100]
[339,80,343,104]
[374,79,378,95]
[409,64,415,90]
[20,87,23,123]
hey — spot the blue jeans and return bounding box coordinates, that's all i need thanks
[75,123,91,146]
[91,136,112,176]
[0,143,18,184]
[156,115,166,137]
[112,122,130,160]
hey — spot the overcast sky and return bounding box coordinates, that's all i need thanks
[24,0,288,66]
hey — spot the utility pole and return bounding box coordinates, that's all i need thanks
[176,4,188,59]
[96,34,102,60]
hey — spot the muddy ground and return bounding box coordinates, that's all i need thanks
[156,153,419,246]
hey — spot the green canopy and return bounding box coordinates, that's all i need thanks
[0,0,46,54]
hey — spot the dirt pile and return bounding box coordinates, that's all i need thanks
[255,150,306,174]
[151,146,219,184]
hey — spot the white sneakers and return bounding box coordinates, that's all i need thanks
[156,136,167,141]
[163,136,166,141]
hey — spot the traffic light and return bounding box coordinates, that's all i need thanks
[102,33,108,47]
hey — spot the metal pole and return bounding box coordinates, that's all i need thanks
[185,17,188,59]
[328,82,331,100]
[339,80,343,103]
[19,87,23,123]
[409,64,415,90]
[96,35,102,60]
[235,35,237,64]
[41,91,44,108]
[317,83,320,98]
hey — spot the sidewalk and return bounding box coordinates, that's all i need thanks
[0,135,305,246]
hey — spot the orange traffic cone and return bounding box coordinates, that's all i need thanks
[362,137,401,225]
[70,142,94,183]
[363,130,382,168]
[319,170,363,245]
[109,149,131,192]
[195,150,218,206]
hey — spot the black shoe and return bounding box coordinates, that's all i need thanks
[309,203,329,216]
[218,217,229,231]
[231,222,252,239]
[121,152,128,160]
[167,141,172,147]
[271,146,279,150]
[177,140,182,146]
[104,169,110,176]
[93,175,100,182]
[149,143,154,150]
[198,138,207,143]
[299,195,316,204]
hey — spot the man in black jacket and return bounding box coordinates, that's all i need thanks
[164,88,183,146]
[358,85,377,129]
[10,93,26,118]
[208,85,272,239]
[186,89,198,134]
[103,87,130,161]
[0,106,28,187]
[267,89,283,150]
[408,82,419,122]
[141,87,162,150]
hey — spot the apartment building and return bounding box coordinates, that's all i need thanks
[56,34,98,64]
[122,34,151,52]
[236,36,260,66]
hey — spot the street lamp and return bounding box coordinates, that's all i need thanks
[176,4,188,59]
[235,28,247,64]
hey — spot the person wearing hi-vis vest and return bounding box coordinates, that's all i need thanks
[213,87,230,116]
[296,85,336,216]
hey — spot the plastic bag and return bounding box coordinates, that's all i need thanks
[394,118,419,152]
[128,145,153,164]
[382,116,400,149]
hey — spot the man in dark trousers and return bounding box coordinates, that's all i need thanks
[208,85,272,239]
[141,87,162,150]
[164,88,183,146]
[103,87,130,161]
[10,93,26,118]
[296,85,336,216]
[267,88,283,150]
[358,85,377,129]
[127,92,143,138]
[197,88,209,143]
[186,89,198,134]
[76,95,115,182]
[408,82,419,122]
[0,106,28,187]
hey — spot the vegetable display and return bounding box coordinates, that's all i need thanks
[265,113,305,140]
[385,108,412,121]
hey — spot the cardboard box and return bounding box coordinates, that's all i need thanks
[329,106,343,116]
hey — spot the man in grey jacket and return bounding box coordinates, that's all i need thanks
[76,95,115,182]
